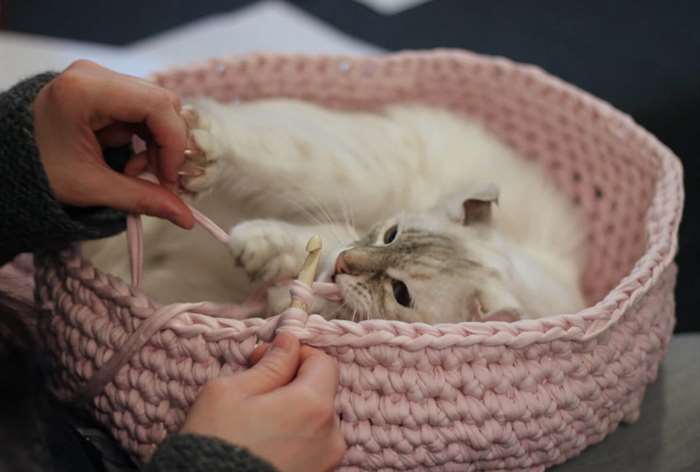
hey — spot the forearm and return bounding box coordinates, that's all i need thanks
[145,433,277,472]
[0,73,127,264]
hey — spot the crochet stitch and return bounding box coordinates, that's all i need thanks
[34,50,683,471]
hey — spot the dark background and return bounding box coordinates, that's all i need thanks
[2,0,698,331]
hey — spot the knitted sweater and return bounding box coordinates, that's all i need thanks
[0,72,127,265]
[0,73,276,472]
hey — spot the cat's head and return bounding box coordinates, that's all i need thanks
[332,184,523,324]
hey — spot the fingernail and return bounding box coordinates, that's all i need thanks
[270,333,294,353]
[167,208,192,230]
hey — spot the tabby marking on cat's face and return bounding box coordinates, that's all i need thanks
[333,193,523,323]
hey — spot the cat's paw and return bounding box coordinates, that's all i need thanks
[228,221,304,282]
[179,105,222,193]
[481,307,523,322]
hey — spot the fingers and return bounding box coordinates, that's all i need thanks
[96,123,137,148]
[94,79,186,190]
[249,342,318,366]
[149,105,187,191]
[249,343,269,366]
[234,333,302,397]
[289,347,339,400]
[86,167,194,228]
[66,62,187,191]
[124,151,149,177]
[36,60,195,223]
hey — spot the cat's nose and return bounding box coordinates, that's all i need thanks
[334,252,351,276]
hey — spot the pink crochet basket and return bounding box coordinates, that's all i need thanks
[32,50,683,471]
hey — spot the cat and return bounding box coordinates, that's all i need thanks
[84,98,587,324]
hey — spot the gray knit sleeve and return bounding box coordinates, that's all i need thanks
[0,72,127,264]
[146,433,278,472]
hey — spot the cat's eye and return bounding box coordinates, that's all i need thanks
[383,225,398,244]
[392,279,411,307]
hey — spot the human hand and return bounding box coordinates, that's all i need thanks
[181,333,346,472]
[32,60,193,228]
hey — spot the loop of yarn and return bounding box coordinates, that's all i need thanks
[81,267,339,399]
[127,215,143,289]
[289,279,316,308]
[118,173,344,387]
[81,302,206,400]
[93,177,345,400]
[125,174,230,290]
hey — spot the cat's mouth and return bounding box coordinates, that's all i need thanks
[332,273,371,318]
[332,273,352,294]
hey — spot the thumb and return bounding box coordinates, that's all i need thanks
[234,333,301,397]
[90,169,194,228]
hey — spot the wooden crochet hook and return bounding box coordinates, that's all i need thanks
[290,235,322,311]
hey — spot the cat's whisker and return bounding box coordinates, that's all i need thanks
[287,196,353,251]
[345,222,359,240]
[353,289,371,321]
[344,207,359,240]
[348,300,360,323]
[298,193,338,225]
[309,197,350,242]
[282,191,361,253]
[338,196,356,233]
[349,200,357,228]
[330,301,348,319]
[288,199,330,227]
[338,202,349,232]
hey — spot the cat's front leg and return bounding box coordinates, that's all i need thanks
[228,220,308,283]
[229,220,356,282]
[179,105,224,193]
[229,220,356,317]
[179,103,317,219]
[181,99,409,225]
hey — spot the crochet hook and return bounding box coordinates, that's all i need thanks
[290,235,322,311]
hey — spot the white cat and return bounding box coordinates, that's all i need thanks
[84,99,586,323]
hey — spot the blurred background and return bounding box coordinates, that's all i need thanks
[1,0,698,331]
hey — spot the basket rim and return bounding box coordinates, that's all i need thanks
[40,49,684,348]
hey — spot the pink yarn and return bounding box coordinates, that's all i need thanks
[88,196,342,402]
[31,50,683,471]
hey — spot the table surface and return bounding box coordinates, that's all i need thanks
[556,334,700,472]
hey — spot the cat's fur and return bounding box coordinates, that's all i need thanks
[84,99,586,323]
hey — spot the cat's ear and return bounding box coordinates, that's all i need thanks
[468,285,523,322]
[462,183,499,225]
[445,183,500,225]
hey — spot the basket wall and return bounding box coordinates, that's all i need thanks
[36,50,683,471]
